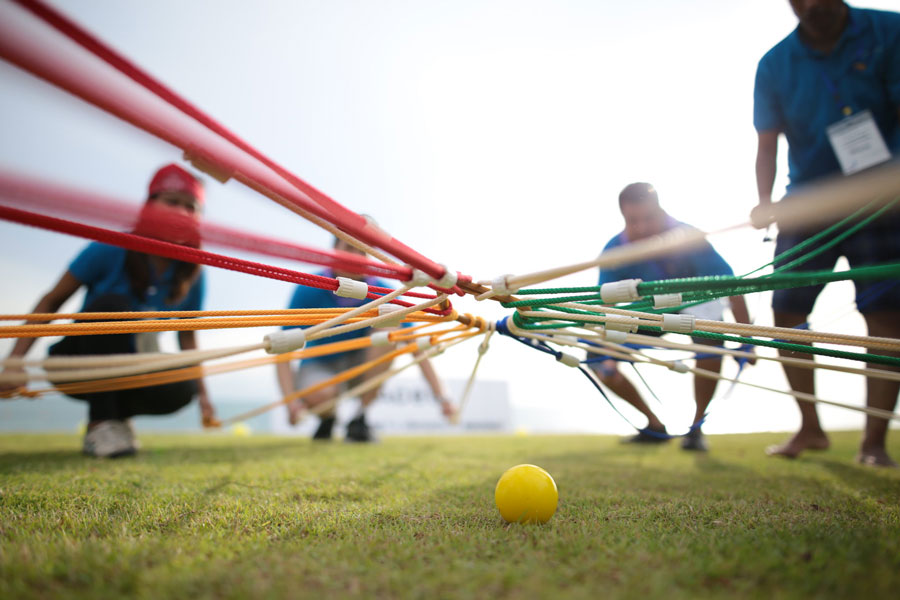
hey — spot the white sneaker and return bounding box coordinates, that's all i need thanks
[82,420,137,458]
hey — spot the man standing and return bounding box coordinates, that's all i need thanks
[594,183,753,451]
[753,1,900,465]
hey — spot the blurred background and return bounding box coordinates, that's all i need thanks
[1,0,896,435]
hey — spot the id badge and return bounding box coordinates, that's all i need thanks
[826,109,892,175]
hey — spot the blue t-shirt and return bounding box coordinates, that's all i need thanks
[285,271,402,362]
[754,6,900,190]
[598,221,733,286]
[68,242,205,312]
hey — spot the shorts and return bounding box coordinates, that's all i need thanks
[587,333,724,377]
[294,349,367,395]
[772,211,900,315]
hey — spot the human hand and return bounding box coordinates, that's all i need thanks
[0,365,26,399]
[198,392,220,428]
[750,203,775,229]
[439,397,459,423]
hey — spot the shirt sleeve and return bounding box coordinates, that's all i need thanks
[597,236,623,285]
[753,56,784,132]
[67,242,112,286]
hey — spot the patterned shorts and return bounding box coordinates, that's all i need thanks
[772,211,900,315]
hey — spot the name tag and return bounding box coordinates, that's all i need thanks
[826,109,891,175]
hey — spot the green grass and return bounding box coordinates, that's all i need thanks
[1,431,899,599]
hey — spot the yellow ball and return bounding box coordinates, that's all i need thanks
[230,422,252,437]
[494,464,558,524]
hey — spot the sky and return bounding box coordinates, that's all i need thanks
[0,0,897,435]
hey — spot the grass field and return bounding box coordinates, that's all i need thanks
[1,431,899,599]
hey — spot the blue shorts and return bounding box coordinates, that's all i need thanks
[772,211,900,316]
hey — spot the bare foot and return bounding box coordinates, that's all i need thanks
[765,431,830,459]
[856,449,898,468]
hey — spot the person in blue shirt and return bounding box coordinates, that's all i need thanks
[0,164,215,458]
[275,237,455,442]
[593,183,752,451]
[752,1,900,466]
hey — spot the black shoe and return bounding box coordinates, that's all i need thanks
[681,428,709,452]
[312,416,335,441]
[621,427,670,444]
[345,415,377,443]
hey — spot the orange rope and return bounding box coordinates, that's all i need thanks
[0,311,451,338]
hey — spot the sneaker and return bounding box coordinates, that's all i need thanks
[621,427,669,444]
[681,429,709,452]
[82,420,137,458]
[312,416,336,441]
[345,415,377,443]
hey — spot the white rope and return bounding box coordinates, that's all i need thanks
[277,335,473,425]
[454,327,495,424]
[506,325,900,422]
[0,343,264,385]
[498,162,900,291]
[301,284,414,340]
[518,304,900,352]
[305,293,448,343]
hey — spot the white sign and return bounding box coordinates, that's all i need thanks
[270,378,511,436]
[826,109,892,175]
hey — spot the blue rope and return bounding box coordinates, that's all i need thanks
[497,317,712,438]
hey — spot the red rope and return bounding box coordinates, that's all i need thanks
[0,204,451,314]
[0,170,413,282]
[11,0,465,290]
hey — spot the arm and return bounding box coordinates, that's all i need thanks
[276,360,295,400]
[1,271,82,394]
[751,130,779,228]
[416,355,455,418]
[178,329,217,425]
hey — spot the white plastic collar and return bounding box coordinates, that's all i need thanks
[417,336,434,352]
[491,274,519,296]
[669,361,690,373]
[653,293,683,309]
[556,352,580,368]
[377,303,405,327]
[604,329,628,344]
[406,268,431,288]
[600,279,642,304]
[605,317,639,333]
[335,276,368,300]
[435,265,458,289]
[370,331,392,347]
[661,313,695,334]
[264,329,306,354]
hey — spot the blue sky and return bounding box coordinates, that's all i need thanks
[1,0,896,434]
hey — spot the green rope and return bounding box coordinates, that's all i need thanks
[511,310,900,367]
[768,198,897,274]
[502,263,900,309]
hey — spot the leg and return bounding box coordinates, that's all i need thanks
[692,364,721,424]
[358,345,396,408]
[859,311,900,467]
[48,295,137,425]
[292,359,345,437]
[594,360,665,432]
[767,310,830,458]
